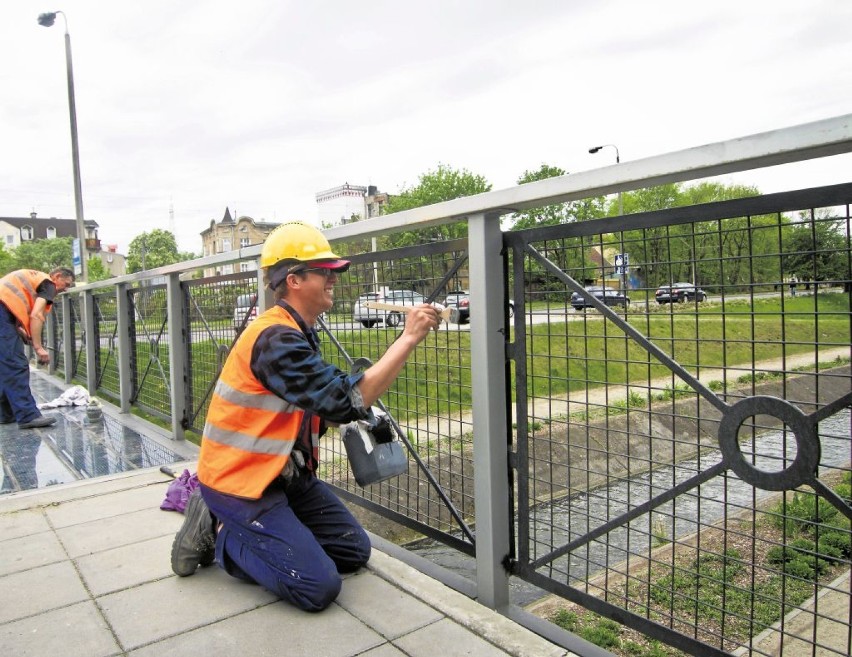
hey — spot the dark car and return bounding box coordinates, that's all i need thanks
[571,286,630,310]
[443,290,515,324]
[655,282,707,304]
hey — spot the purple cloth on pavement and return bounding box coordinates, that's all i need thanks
[160,469,200,513]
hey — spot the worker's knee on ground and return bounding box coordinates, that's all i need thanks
[336,535,372,573]
[280,570,342,612]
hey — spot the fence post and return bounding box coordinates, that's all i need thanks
[166,273,187,440]
[468,211,511,610]
[256,258,272,312]
[46,304,58,376]
[61,295,74,384]
[82,290,98,393]
[115,282,133,413]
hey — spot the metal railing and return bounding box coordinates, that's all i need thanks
[45,115,852,656]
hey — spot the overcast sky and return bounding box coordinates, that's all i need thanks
[2,1,851,255]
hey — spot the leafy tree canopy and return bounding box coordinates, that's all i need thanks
[785,210,848,283]
[510,164,607,229]
[86,256,112,282]
[382,164,491,249]
[126,229,182,273]
[11,236,73,273]
[0,243,16,276]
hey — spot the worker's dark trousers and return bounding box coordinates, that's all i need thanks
[200,474,371,612]
[0,304,41,424]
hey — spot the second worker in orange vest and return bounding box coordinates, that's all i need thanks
[0,267,75,429]
[170,222,439,611]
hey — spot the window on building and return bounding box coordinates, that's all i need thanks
[221,238,231,252]
[5,235,14,246]
[21,225,33,241]
[240,237,250,248]
[46,226,57,239]
[240,261,255,272]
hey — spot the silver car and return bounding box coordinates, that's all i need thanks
[352,290,426,327]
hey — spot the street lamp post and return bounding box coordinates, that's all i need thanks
[589,143,626,291]
[588,144,622,217]
[38,10,88,283]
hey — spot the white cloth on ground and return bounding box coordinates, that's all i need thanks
[39,385,91,408]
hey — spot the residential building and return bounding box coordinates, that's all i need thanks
[0,211,125,276]
[199,207,280,277]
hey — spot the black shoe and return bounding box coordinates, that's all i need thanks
[18,416,56,429]
[0,418,15,425]
[171,489,216,576]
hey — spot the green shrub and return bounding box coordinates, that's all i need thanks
[766,545,792,565]
[551,609,578,632]
[580,618,621,649]
[833,482,852,504]
[815,539,845,563]
[783,558,816,580]
[819,531,852,558]
[770,492,839,534]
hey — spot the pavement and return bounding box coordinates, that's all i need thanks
[0,372,574,657]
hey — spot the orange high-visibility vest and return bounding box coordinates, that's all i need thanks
[0,269,51,338]
[198,303,320,499]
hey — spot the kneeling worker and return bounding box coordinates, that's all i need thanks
[171,222,439,611]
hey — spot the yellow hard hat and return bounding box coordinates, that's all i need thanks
[260,222,348,270]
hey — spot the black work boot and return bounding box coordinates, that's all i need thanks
[171,489,216,576]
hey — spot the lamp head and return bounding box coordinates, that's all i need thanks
[588,146,602,154]
[37,12,58,27]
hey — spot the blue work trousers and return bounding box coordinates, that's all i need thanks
[199,473,371,612]
[0,304,40,424]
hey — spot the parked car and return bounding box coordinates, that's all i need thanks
[233,293,258,333]
[443,290,515,323]
[352,289,426,327]
[570,286,630,310]
[655,282,707,304]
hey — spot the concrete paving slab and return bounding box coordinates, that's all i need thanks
[0,465,191,513]
[0,561,89,624]
[75,533,177,596]
[746,569,852,656]
[0,508,50,540]
[394,617,509,657]
[367,549,570,657]
[0,395,573,657]
[45,480,171,528]
[0,529,67,576]
[358,645,410,657]
[127,597,385,657]
[56,505,180,558]
[98,567,278,650]
[336,569,443,639]
[0,600,119,657]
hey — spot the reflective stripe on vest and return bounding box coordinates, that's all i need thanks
[0,270,50,337]
[198,304,312,499]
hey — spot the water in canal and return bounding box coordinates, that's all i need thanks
[410,409,851,606]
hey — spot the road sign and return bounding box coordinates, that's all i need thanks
[72,238,82,276]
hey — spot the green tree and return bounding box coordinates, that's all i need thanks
[86,256,111,282]
[12,237,73,272]
[126,229,182,273]
[784,210,849,286]
[509,164,607,230]
[382,164,491,249]
[0,243,15,276]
